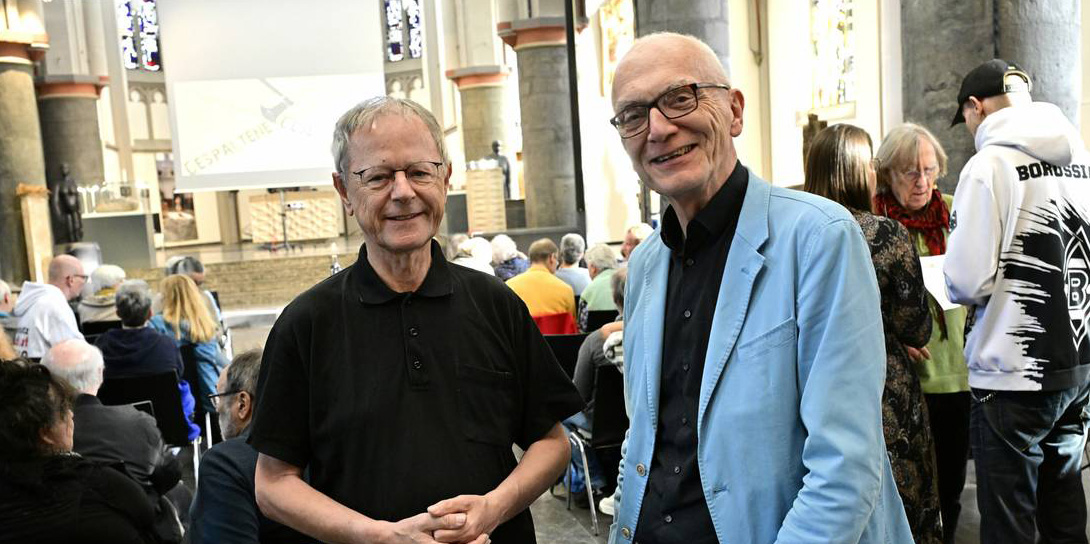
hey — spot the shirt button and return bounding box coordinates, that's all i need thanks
[684,258,694,267]
[682,363,690,372]
[673,466,681,474]
[664,514,673,523]
[409,327,419,337]
[412,360,422,370]
[636,463,646,476]
[622,527,632,539]
[681,416,688,425]
[683,310,692,319]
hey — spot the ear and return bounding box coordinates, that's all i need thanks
[332,171,354,217]
[729,88,745,137]
[236,391,252,421]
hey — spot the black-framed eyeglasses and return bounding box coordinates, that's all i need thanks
[207,390,240,410]
[609,83,732,139]
[351,160,445,192]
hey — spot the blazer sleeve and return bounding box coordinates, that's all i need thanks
[775,218,886,543]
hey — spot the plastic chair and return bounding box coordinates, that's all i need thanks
[585,310,619,332]
[543,333,587,378]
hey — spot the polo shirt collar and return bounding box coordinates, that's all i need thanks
[354,239,454,305]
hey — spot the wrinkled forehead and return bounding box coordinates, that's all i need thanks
[612,39,725,109]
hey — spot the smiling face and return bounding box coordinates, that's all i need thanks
[611,35,743,219]
[333,113,450,257]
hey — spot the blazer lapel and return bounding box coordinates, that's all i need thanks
[698,173,771,425]
[640,238,670,428]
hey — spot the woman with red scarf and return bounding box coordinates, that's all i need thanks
[874,123,969,544]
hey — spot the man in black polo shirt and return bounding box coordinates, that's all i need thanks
[249,97,583,544]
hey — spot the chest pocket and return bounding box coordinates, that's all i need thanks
[457,363,517,445]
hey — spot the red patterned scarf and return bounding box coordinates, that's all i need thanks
[873,189,950,257]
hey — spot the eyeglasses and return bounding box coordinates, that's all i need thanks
[351,161,445,192]
[207,390,240,410]
[898,166,940,184]
[72,274,89,281]
[609,83,732,139]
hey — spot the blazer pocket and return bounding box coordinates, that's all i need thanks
[737,317,797,360]
[730,318,800,414]
[457,364,516,445]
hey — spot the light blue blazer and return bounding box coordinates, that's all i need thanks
[610,173,913,543]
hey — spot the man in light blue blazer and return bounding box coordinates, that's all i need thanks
[606,32,914,543]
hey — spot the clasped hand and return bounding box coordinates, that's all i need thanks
[383,494,501,544]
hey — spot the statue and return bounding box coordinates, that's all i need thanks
[51,163,83,244]
[483,140,512,200]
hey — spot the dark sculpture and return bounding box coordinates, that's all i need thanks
[51,163,83,244]
[484,140,512,200]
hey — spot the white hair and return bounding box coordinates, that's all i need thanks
[90,264,126,295]
[459,237,493,263]
[559,233,586,265]
[491,234,519,265]
[626,223,654,242]
[42,339,105,394]
[585,244,619,272]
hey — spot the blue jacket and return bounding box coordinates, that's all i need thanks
[611,174,913,543]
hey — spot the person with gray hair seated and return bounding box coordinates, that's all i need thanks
[95,280,184,381]
[577,244,620,331]
[78,264,127,324]
[555,233,591,296]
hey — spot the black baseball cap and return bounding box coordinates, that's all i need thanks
[951,59,1031,126]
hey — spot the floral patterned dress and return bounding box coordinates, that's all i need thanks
[852,209,943,544]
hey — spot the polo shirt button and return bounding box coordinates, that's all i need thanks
[412,360,422,370]
[673,466,681,474]
[664,514,673,523]
[681,416,688,425]
[683,310,691,319]
[636,463,646,476]
[682,363,689,371]
[621,527,632,539]
[409,327,419,337]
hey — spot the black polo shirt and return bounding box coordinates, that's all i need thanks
[634,162,748,544]
[249,240,583,543]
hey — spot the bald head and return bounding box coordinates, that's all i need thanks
[613,32,729,105]
[47,255,86,300]
[42,339,105,395]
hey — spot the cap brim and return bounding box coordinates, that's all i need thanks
[951,107,966,127]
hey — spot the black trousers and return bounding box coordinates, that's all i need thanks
[925,391,971,544]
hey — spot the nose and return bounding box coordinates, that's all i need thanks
[389,171,416,201]
[646,107,679,142]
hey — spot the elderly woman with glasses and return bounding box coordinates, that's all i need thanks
[874,123,970,544]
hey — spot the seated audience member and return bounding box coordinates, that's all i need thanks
[578,244,620,331]
[506,238,578,334]
[450,236,496,275]
[42,340,186,541]
[167,256,221,324]
[12,255,86,359]
[96,280,184,380]
[0,279,14,316]
[0,358,157,544]
[620,222,654,261]
[78,264,126,324]
[151,275,228,417]
[444,233,469,261]
[0,328,14,360]
[189,350,313,544]
[491,233,530,281]
[556,233,591,296]
[565,268,627,507]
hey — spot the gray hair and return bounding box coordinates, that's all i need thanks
[611,267,628,311]
[491,234,519,265]
[225,349,263,399]
[167,256,204,277]
[585,244,619,272]
[331,96,449,177]
[115,280,153,327]
[42,339,104,394]
[90,264,126,295]
[559,233,586,265]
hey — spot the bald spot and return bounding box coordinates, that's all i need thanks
[48,255,83,285]
[612,32,730,107]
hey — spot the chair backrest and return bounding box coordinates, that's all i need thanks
[544,333,588,378]
[81,320,122,336]
[585,310,619,332]
[97,371,190,447]
[590,364,628,449]
[533,312,578,335]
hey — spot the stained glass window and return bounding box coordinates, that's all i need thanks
[385,0,424,62]
[405,0,423,59]
[810,0,855,109]
[117,0,162,71]
[385,0,405,62]
[138,0,161,71]
[116,0,138,70]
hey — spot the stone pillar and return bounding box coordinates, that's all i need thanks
[902,0,1081,193]
[37,84,106,190]
[447,66,510,162]
[499,18,578,228]
[634,0,730,74]
[0,40,48,284]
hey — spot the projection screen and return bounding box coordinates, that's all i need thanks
[158,0,386,192]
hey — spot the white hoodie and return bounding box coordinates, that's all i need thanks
[945,101,1090,391]
[11,282,82,359]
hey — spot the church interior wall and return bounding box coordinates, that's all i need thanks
[727,0,768,181]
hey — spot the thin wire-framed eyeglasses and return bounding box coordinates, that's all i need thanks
[898,166,940,184]
[351,161,445,192]
[609,83,732,139]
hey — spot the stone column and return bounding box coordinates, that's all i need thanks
[37,84,106,190]
[499,18,577,228]
[902,0,1081,193]
[634,0,730,74]
[447,66,510,162]
[0,40,48,284]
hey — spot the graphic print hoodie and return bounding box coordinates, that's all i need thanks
[11,282,82,359]
[945,101,1090,391]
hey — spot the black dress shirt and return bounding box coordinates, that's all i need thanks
[249,240,583,543]
[634,162,748,544]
